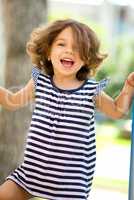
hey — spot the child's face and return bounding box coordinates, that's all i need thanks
[49,27,84,79]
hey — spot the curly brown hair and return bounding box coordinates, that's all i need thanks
[26,19,107,80]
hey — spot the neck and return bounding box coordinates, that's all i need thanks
[52,74,84,90]
[53,70,77,83]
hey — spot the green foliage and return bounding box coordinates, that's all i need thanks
[97,33,134,98]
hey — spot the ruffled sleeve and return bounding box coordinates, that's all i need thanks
[94,78,110,96]
[31,66,41,88]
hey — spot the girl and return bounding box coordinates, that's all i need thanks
[0,19,134,200]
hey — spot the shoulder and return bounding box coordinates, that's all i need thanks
[86,78,109,95]
[85,79,99,90]
[86,79,98,85]
[31,66,50,87]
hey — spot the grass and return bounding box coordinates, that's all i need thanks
[93,177,128,193]
[96,122,130,148]
[95,122,130,193]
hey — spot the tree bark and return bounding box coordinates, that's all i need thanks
[0,0,48,183]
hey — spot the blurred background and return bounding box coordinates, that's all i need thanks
[0,0,134,199]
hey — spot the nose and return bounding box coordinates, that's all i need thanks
[65,45,74,55]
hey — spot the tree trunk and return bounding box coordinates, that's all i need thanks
[0,0,48,183]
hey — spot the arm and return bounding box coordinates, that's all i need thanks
[96,73,134,119]
[0,78,34,111]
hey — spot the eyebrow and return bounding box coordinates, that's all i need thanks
[55,38,66,42]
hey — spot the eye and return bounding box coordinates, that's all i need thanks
[57,42,65,47]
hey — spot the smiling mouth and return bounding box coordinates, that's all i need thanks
[60,59,74,68]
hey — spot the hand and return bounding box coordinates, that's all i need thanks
[126,72,134,87]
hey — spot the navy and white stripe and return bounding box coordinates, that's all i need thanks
[7,66,108,200]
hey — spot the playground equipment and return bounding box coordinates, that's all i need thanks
[129,102,134,200]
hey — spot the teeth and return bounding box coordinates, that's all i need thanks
[60,59,74,66]
[62,58,73,61]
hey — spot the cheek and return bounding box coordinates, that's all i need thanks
[81,61,85,66]
[50,48,60,60]
[49,53,56,63]
[50,52,60,67]
[76,55,84,66]
[78,60,84,67]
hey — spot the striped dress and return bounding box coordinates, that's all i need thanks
[7,66,108,200]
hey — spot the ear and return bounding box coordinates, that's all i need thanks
[47,48,51,61]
